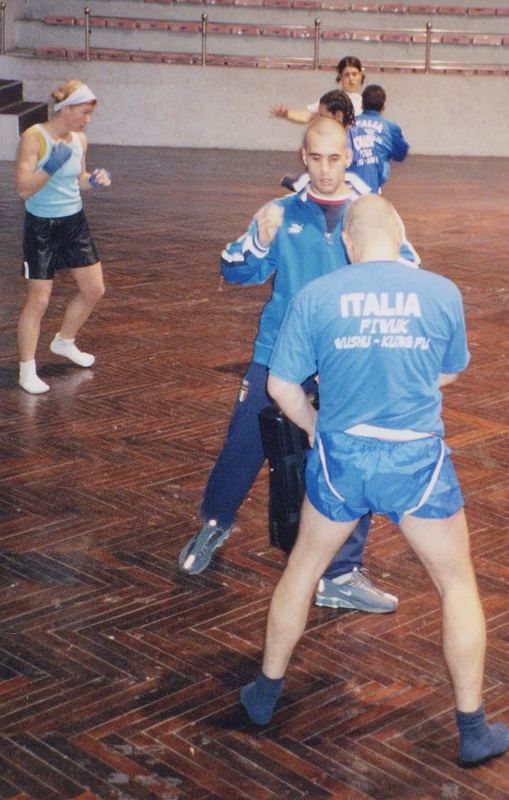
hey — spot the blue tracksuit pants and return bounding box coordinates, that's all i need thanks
[201,361,371,579]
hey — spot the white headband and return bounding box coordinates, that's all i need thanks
[54,84,97,112]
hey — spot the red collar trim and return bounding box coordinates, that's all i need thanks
[308,192,350,207]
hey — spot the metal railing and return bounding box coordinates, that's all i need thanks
[314,18,320,70]
[201,12,207,66]
[424,21,432,72]
[85,6,91,61]
[80,8,442,72]
[1,2,6,56]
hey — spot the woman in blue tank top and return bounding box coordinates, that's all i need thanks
[16,79,111,394]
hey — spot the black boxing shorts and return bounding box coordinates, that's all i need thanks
[22,209,100,279]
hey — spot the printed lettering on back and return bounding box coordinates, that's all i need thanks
[335,292,429,350]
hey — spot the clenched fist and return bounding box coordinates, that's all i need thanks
[255,202,284,247]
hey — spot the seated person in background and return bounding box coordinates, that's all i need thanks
[240,194,509,769]
[352,84,410,192]
[270,55,366,125]
[334,55,365,116]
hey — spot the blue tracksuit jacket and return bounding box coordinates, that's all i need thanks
[221,185,419,367]
[350,110,409,191]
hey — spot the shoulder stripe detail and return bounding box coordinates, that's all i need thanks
[346,171,372,196]
[244,232,270,259]
[222,249,246,264]
[25,124,48,163]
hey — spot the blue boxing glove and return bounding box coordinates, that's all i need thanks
[41,142,73,176]
[89,169,112,189]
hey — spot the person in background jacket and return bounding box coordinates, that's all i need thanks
[352,84,409,192]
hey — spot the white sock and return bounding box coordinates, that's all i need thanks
[19,360,49,394]
[50,333,95,367]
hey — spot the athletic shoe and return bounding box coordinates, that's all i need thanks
[50,335,95,367]
[178,520,232,574]
[315,567,398,613]
[280,174,298,192]
[280,173,310,193]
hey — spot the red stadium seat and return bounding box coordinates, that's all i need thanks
[471,34,502,46]
[291,26,314,38]
[43,16,76,26]
[406,5,438,12]
[321,29,353,39]
[352,30,382,41]
[380,31,412,42]
[292,0,321,8]
[137,20,171,30]
[467,7,497,15]
[440,34,473,45]
[95,48,131,60]
[160,51,202,63]
[35,45,68,56]
[378,4,408,13]
[167,20,201,32]
[261,25,297,36]
[130,51,166,62]
[319,2,352,9]
[437,6,467,14]
[105,18,138,29]
[65,47,97,57]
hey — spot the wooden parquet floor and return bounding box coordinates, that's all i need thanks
[0,146,507,800]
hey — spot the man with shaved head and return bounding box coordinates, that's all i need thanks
[178,117,417,615]
[240,194,509,768]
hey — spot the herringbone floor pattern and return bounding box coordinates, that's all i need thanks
[0,146,507,799]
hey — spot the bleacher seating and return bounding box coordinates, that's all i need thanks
[7,0,509,74]
[142,0,509,13]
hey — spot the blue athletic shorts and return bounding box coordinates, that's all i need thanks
[22,209,100,280]
[306,431,463,525]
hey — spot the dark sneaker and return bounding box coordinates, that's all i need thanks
[280,172,310,193]
[280,174,299,192]
[178,520,232,575]
[315,567,398,613]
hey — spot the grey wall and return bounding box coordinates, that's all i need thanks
[1,54,508,157]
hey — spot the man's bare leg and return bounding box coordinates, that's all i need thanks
[400,509,484,710]
[241,497,358,724]
[400,509,509,766]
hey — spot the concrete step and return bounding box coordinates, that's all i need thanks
[0,79,23,109]
[0,78,48,161]
[0,99,48,133]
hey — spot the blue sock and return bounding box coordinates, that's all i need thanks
[457,706,509,766]
[240,672,283,725]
